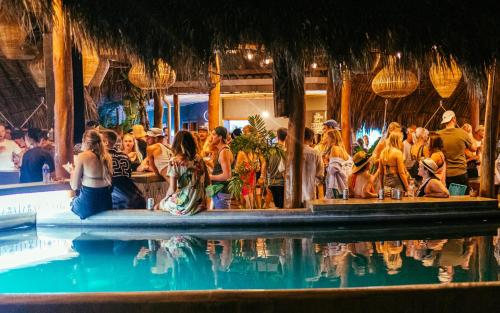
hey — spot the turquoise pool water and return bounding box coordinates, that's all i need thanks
[0,225,499,293]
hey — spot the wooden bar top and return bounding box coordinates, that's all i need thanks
[307,196,498,212]
[131,172,165,184]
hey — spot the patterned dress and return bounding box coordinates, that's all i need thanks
[159,155,208,215]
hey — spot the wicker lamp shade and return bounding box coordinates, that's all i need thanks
[429,58,462,98]
[0,16,29,60]
[128,60,176,90]
[27,56,45,88]
[82,45,100,86]
[371,58,419,98]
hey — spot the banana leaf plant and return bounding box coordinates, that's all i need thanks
[228,115,285,208]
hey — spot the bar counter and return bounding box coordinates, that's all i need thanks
[131,171,166,204]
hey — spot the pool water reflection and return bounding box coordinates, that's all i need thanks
[0,229,499,293]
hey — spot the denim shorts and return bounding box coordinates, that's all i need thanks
[212,192,231,209]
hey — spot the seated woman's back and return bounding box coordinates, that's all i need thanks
[79,151,110,188]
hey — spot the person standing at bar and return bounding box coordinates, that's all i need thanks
[137,128,173,180]
[379,132,409,193]
[267,128,287,208]
[198,126,209,150]
[301,127,325,204]
[438,111,476,191]
[19,128,55,183]
[209,126,234,209]
[132,124,148,159]
[0,124,21,184]
[102,130,146,209]
[403,125,416,172]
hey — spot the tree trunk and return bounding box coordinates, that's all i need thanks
[326,67,336,120]
[208,52,221,130]
[470,88,481,133]
[166,96,172,143]
[341,70,352,153]
[174,94,180,132]
[52,0,74,177]
[72,47,85,144]
[273,54,305,208]
[480,62,499,198]
[153,90,163,129]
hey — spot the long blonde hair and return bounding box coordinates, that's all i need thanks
[122,133,144,162]
[82,130,113,184]
[326,130,349,159]
[380,132,403,163]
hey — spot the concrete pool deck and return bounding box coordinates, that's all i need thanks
[34,196,499,228]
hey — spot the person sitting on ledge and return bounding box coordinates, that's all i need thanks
[348,151,377,199]
[67,130,113,219]
[159,130,210,215]
[416,158,450,198]
[102,130,146,210]
[137,128,173,181]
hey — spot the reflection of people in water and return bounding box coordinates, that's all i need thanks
[376,241,404,275]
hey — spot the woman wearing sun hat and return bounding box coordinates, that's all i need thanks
[416,158,449,198]
[348,151,377,198]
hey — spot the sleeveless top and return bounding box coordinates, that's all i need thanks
[417,177,432,197]
[154,144,173,173]
[212,146,230,192]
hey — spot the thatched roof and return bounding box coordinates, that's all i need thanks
[1,0,498,129]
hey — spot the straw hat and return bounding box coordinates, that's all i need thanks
[132,124,147,138]
[352,151,371,174]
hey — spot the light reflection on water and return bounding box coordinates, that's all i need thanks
[0,229,499,293]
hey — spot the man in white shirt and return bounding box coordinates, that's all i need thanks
[301,127,324,204]
[0,124,22,184]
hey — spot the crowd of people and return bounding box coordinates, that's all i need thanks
[1,108,499,219]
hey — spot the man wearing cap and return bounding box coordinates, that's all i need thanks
[198,126,209,149]
[137,128,173,180]
[438,111,476,191]
[315,119,341,154]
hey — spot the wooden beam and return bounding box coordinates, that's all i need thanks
[166,96,172,143]
[52,0,74,178]
[173,93,180,132]
[72,47,85,143]
[42,32,55,130]
[480,62,499,198]
[341,70,352,153]
[208,53,221,130]
[153,90,163,129]
[470,88,481,133]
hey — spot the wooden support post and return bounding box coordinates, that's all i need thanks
[480,62,499,198]
[166,96,172,143]
[153,90,163,129]
[326,67,336,120]
[72,47,85,143]
[52,0,74,177]
[341,70,352,153]
[173,94,180,132]
[273,54,305,208]
[208,53,221,130]
[470,88,481,133]
[43,33,55,130]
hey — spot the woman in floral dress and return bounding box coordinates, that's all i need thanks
[159,131,210,215]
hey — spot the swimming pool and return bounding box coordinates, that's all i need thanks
[0,224,499,293]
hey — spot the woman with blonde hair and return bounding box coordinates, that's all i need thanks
[325,129,353,198]
[67,129,113,219]
[122,133,144,170]
[379,132,408,192]
[373,122,403,164]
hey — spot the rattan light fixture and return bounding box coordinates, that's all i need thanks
[429,57,462,98]
[0,15,28,59]
[82,44,99,86]
[128,59,176,90]
[27,56,45,88]
[371,57,419,98]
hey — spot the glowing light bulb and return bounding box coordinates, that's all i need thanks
[264,58,272,65]
[311,62,318,69]
[246,52,254,60]
[396,52,402,59]
[262,111,270,118]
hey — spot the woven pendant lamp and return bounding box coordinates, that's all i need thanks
[0,15,29,59]
[128,59,176,90]
[371,57,419,98]
[82,44,100,86]
[429,57,462,98]
[27,55,45,88]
